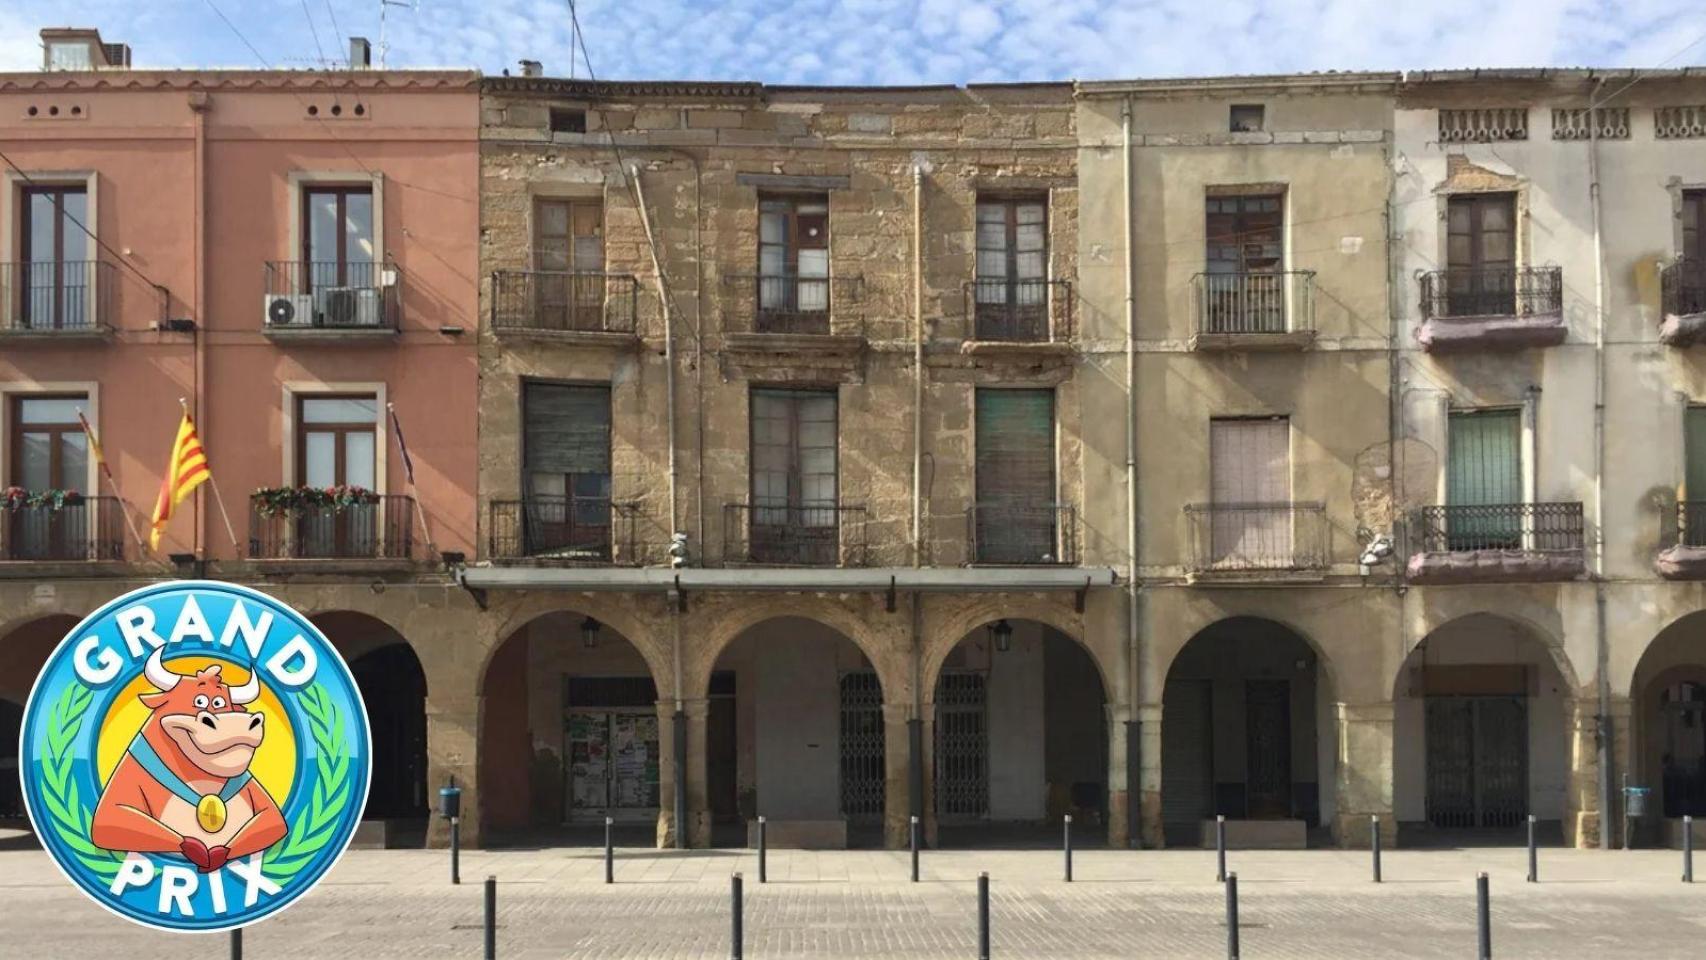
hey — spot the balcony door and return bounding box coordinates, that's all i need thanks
[297,395,378,557]
[1446,193,1516,316]
[973,197,1048,340]
[1208,418,1291,567]
[9,396,89,560]
[20,186,91,330]
[1684,189,1704,264]
[974,389,1056,563]
[750,388,837,564]
[302,186,374,296]
[757,194,829,332]
[1446,409,1523,549]
[1204,194,1284,333]
[1685,407,1706,545]
[534,199,604,331]
[522,382,612,559]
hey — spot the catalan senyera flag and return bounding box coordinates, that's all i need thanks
[149,411,210,551]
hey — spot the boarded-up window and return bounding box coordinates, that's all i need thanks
[1208,418,1290,566]
[974,389,1056,562]
[1447,409,1522,548]
[523,382,612,556]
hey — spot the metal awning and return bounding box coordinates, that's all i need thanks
[456,565,1118,594]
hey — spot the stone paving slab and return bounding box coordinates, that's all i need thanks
[3,843,1705,958]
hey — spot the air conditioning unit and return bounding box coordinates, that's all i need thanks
[316,287,382,328]
[263,293,314,328]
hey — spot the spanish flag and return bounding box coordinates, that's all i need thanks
[149,410,210,551]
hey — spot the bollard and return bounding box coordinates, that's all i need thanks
[758,815,767,884]
[977,872,991,960]
[484,875,497,960]
[910,815,920,883]
[230,929,242,960]
[730,872,744,960]
[1063,814,1073,883]
[1686,815,1695,884]
[605,817,615,885]
[1371,814,1382,884]
[1526,815,1537,883]
[1476,872,1491,960]
[450,816,462,886]
[1215,814,1227,882]
[1224,871,1240,960]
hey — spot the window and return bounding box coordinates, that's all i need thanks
[1204,193,1284,334]
[522,382,612,559]
[549,107,587,134]
[973,389,1056,563]
[19,185,92,329]
[1685,407,1706,545]
[756,194,829,332]
[1445,193,1517,316]
[294,395,379,558]
[533,199,605,331]
[1208,417,1291,567]
[9,394,90,561]
[46,41,93,71]
[973,197,1048,340]
[1229,104,1265,132]
[1446,409,1522,549]
[749,388,837,563]
[301,185,375,292]
[1684,189,1705,264]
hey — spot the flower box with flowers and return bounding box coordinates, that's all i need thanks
[252,485,381,519]
[2,486,84,512]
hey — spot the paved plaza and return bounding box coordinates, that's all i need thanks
[4,831,1706,959]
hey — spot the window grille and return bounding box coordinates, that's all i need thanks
[1438,108,1528,143]
[1550,107,1629,140]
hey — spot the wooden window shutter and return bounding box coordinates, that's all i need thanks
[523,382,611,475]
[1447,410,1521,507]
[975,389,1055,504]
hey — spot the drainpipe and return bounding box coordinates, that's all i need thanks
[1587,82,1613,849]
[191,90,209,556]
[910,163,927,828]
[1121,97,1142,848]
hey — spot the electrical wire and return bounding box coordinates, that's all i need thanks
[300,0,329,68]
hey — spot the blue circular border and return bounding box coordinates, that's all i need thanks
[17,580,373,933]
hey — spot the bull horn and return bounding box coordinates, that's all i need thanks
[144,647,180,691]
[229,666,260,705]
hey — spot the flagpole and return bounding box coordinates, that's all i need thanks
[388,403,438,559]
[180,398,241,554]
[77,408,149,558]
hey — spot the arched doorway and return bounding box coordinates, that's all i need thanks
[1393,613,1571,844]
[929,618,1107,847]
[480,610,664,846]
[0,615,77,826]
[312,612,429,847]
[1630,611,1706,846]
[707,616,885,848]
[1162,617,1331,848]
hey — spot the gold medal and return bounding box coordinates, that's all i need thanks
[196,794,227,833]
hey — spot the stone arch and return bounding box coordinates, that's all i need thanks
[478,594,670,701]
[1156,610,1343,708]
[920,594,1095,701]
[0,614,84,826]
[1395,611,1581,699]
[310,611,430,831]
[688,594,905,704]
[1626,609,1706,829]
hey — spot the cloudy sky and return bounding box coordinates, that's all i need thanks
[2,0,1704,84]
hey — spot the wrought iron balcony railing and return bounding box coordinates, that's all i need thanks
[722,273,862,335]
[248,494,414,561]
[1407,502,1584,554]
[488,497,640,564]
[1184,501,1327,574]
[1677,501,1706,547]
[1420,266,1563,320]
[491,270,639,335]
[1191,270,1316,337]
[966,503,1076,565]
[723,501,868,566]
[0,260,115,331]
[0,495,124,561]
[963,278,1072,342]
[262,259,400,331]
[1663,259,1706,318]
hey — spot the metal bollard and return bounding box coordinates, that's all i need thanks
[1526,815,1537,883]
[1686,815,1695,884]
[910,815,920,883]
[1476,872,1491,960]
[758,815,767,884]
[484,875,497,960]
[1063,814,1073,883]
[605,816,614,885]
[1224,872,1240,960]
[1215,814,1227,882]
[450,816,462,885]
[731,872,744,960]
[977,872,991,960]
[1371,814,1382,883]
[230,929,242,960]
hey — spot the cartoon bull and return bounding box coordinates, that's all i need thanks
[90,648,288,873]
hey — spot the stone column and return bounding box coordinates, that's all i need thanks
[882,702,912,849]
[424,692,479,848]
[919,700,938,846]
[652,700,681,849]
[682,697,712,848]
[1332,702,1395,848]
[1105,702,1131,848]
[1135,700,1163,847]
[1565,696,1630,849]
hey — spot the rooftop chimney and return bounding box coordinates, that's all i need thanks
[519,59,543,78]
[349,36,372,68]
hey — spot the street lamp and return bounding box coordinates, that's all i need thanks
[987,619,1013,653]
[581,615,601,649]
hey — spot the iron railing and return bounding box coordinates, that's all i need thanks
[248,494,414,561]
[966,503,1076,565]
[722,273,862,335]
[0,496,124,561]
[491,270,639,334]
[0,260,114,331]
[1407,502,1584,554]
[262,259,400,330]
[1192,270,1315,336]
[1420,266,1563,320]
[723,501,868,566]
[1663,259,1706,317]
[488,497,639,564]
[1184,501,1327,573]
[1678,501,1706,547]
[963,278,1072,342]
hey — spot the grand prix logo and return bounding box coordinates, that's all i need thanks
[18,582,371,932]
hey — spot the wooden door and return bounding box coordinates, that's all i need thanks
[1244,679,1293,819]
[1446,410,1522,549]
[534,199,604,330]
[1446,193,1517,315]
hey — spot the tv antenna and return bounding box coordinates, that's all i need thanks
[376,0,418,67]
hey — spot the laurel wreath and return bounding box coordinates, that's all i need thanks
[39,682,126,884]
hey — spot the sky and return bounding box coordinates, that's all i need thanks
[2,0,1705,85]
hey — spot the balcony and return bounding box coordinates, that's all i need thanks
[490,269,639,346]
[1184,502,1328,582]
[261,260,400,340]
[966,503,1076,566]
[1405,502,1585,584]
[1655,501,1706,579]
[0,494,124,566]
[488,497,641,565]
[723,501,868,567]
[0,260,115,339]
[247,492,414,567]
[1659,259,1706,347]
[963,278,1072,342]
[1189,270,1316,351]
[1416,266,1565,352]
